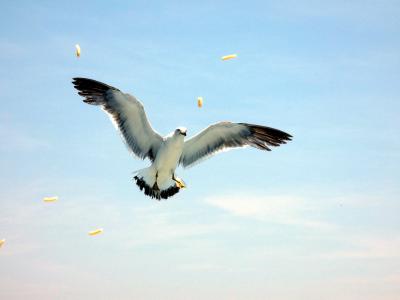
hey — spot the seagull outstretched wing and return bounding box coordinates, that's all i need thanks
[72,78,163,161]
[179,122,292,168]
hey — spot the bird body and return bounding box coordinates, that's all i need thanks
[72,77,292,200]
[135,129,187,199]
[154,129,185,174]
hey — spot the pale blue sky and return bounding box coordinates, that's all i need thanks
[1,1,400,299]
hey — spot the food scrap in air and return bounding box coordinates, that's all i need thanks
[43,196,58,203]
[75,44,81,57]
[197,96,203,108]
[221,54,237,61]
[88,228,103,236]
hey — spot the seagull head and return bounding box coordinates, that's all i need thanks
[175,127,187,137]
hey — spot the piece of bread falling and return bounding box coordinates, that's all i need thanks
[88,228,103,236]
[75,44,81,58]
[43,196,58,203]
[197,96,203,108]
[221,54,237,61]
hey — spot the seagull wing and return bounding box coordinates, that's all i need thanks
[180,122,292,168]
[72,77,163,161]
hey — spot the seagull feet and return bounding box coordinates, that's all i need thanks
[152,182,160,191]
[172,176,186,189]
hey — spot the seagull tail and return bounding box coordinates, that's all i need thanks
[133,167,182,200]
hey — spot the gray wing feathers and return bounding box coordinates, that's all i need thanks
[179,122,292,168]
[72,78,163,161]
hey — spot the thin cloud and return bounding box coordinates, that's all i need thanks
[204,193,335,230]
[323,236,400,259]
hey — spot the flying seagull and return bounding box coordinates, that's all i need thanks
[72,78,292,200]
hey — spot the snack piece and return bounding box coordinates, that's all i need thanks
[197,96,203,108]
[221,54,237,61]
[43,196,58,203]
[88,228,103,236]
[75,44,81,57]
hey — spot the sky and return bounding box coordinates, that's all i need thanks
[0,0,399,299]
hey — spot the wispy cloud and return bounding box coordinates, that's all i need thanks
[205,193,335,230]
[115,208,232,248]
[324,236,400,259]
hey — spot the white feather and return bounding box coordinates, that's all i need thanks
[179,122,250,167]
[97,89,164,161]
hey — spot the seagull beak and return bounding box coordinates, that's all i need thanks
[181,132,186,136]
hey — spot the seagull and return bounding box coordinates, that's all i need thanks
[72,78,292,200]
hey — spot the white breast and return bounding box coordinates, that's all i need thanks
[154,135,184,174]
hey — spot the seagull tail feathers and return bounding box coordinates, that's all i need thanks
[133,167,181,200]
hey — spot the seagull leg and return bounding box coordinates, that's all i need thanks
[153,171,160,191]
[172,174,186,189]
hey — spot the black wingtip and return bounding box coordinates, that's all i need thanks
[240,123,293,150]
[72,77,120,104]
[72,77,119,92]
